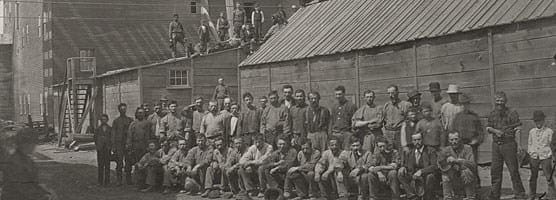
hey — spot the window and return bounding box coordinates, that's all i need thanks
[168,69,189,87]
[79,48,94,71]
[190,1,197,13]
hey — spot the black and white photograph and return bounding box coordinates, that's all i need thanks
[1,0,556,200]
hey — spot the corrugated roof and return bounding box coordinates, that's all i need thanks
[240,0,556,67]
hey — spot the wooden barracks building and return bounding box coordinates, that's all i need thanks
[239,0,556,163]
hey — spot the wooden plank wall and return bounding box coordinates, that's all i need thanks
[102,71,140,124]
[141,60,193,110]
[193,49,242,103]
[493,19,556,144]
[239,19,556,163]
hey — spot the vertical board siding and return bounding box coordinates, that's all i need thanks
[239,21,556,164]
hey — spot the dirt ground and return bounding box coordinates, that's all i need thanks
[5,144,555,200]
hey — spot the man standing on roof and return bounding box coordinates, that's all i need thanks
[251,4,264,40]
[198,20,211,55]
[216,12,230,41]
[169,14,187,58]
[233,3,246,38]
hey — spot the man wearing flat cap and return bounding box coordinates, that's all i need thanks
[429,82,449,119]
[441,84,464,132]
[527,110,556,200]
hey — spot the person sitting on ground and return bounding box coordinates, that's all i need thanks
[438,131,477,200]
[343,136,374,200]
[223,137,248,199]
[398,132,439,200]
[239,134,274,198]
[164,139,189,193]
[159,140,177,194]
[135,141,163,192]
[314,136,345,199]
[202,137,228,197]
[183,134,214,195]
[368,136,401,200]
[284,138,321,200]
[264,135,298,190]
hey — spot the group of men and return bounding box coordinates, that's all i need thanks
[94,80,556,200]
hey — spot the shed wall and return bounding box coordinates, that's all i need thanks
[239,20,556,163]
[102,71,140,124]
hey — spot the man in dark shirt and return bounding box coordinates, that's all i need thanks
[330,85,358,150]
[416,103,445,149]
[486,91,526,200]
[306,92,330,152]
[452,93,483,161]
[284,138,321,199]
[95,114,112,186]
[398,132,439,200]
[184,134,214,195]
[367,137,401,200]
[240,92,261,145]
[429,82,449,119]
[290,89,308,150]
[261,90,291,147]
[264,135,298,190]
[127,107,154,188]
[407,89,423,120]
[112,103,134,185]
[281,85,296,109]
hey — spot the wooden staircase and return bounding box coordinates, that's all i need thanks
[61,84,91,136]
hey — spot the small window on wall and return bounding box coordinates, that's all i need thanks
[79,48,95,71]
[190,1,197,13]
[168,69,189,87]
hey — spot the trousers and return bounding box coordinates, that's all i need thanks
[368,170,401,200]
[529,158,554,196]
[285,171,318,198]
[96,145,111,185]
[490,141,526,199]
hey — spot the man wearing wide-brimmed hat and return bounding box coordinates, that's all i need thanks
[440,84,464,132]
[429,82,449,119]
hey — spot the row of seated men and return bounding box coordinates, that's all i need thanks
[132,130,476,200]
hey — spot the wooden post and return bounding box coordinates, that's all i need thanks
[307,59,311,91]
[413,43,419,90]
[487,30,496,107]
[355,51,361,107]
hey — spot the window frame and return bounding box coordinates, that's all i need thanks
[78,48,95,72]
[190,1,197,14]
[167,69,190,89]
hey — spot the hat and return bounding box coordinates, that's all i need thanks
[533,110,546,121]
[429,82,441,92]
[459,93,472,103]
[160,96,169,101]
[407,89,422,99]
[446,84,460,94]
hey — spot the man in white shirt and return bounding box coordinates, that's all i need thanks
[238,134,273,197]
[527,110,555,199]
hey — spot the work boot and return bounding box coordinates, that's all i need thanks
[201,190,210,198]
[141,186,154,193]
[162,187,171,194]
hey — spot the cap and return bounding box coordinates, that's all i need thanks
[429,82,441,92]
[533,110,546,121]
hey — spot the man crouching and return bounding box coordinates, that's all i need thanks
[368,136,401,200]
[438,132,477,200]
[135,141,163,192]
